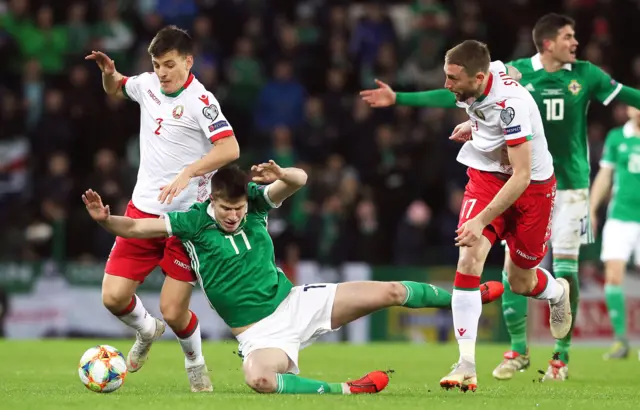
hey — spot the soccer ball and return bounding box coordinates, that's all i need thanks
[78,345,127,393]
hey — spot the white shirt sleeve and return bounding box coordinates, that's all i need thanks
[192,91,235,143]
[499,98,533,146]
[121,73,150,103]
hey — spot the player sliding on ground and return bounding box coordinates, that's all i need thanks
[364,39,573,392]
[85,25,240,391]
[362,13,640,381]
[591,107,640,360]
[83,161,504,395]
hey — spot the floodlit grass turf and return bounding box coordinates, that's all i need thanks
[0,340,636,409]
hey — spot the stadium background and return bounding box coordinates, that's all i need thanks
[1,0,640,344]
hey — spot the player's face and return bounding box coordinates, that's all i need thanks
[211,196,248,232]
[444,64,484,101]
[151,50,194,94]
[548,25,578,64]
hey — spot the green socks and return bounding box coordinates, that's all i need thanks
[552,258,580,363]
[276,373,343,394]
[400,281,452,308]
[501,270,528,355]
[605,284,627,341]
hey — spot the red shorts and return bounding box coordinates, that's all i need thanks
[105,201,195,283]
[458,168,556,269]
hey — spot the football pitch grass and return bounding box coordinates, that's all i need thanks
[1,340,637,410]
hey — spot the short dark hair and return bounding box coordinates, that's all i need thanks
[210,164,248,201]
[148,25,194,57]
[445,40,491,76]
[533,13,575,52]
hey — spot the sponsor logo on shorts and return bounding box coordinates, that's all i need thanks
[516,249,538,261]
[504,125,521,135]
[174,259,192,271]
[208,120,229,132]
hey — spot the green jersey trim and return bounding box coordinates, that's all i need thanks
[602,83,623,106]
[183,240,214,310]
[262,184,281,209]
[599,160,615,170]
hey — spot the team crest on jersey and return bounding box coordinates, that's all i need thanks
[172,105,184,119]
[568,80,582,96]
[202,104,219,123]
[473,109,485,120]
[500,107,515,125]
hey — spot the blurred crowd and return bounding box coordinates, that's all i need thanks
[1,0,639,269]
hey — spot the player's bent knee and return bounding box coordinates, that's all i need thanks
[244,371,277,394]
[386,282,407,306]
[508,273,535,295]
[101,287,132,314]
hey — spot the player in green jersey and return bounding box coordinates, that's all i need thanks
[360,12,640,382]
[83,161,505,395]
[590,107,640,359]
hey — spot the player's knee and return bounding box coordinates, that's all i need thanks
[386,282,407,306]
[604,263,625,286]
[244,371,277,393]
[159,300,188,329]
[101,287,131,314]
[508,273,535,295]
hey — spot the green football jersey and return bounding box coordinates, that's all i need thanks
[508,55,622,190]
[600,122,640,223]
[165,182,293,328]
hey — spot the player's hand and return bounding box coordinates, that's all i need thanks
[82,189,111,222]
[251,160,285,184]
[158,168,193,205]
[85,51,116,75]
[455,217,485,247]
[449,121,472,143]
[359,79,396,108]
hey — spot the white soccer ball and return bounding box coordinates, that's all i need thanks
[78,345,127,393]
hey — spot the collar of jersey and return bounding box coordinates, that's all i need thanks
[531,53,572,72]
[161,72,195,98]
[474,72,494,104]
[206,202,248,233]
[623,121,639,138]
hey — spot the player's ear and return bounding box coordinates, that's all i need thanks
[185,55,194,71]
[475,71,485,84]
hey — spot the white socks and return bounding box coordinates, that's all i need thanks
[175,311,205,368]
[452,272,482,364]
[116,294,156,339]
[530,267,564,303]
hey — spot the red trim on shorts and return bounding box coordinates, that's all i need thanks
[209,130,234,143]
[527,268,549,296]
[453,272,481,290]
[117,295,137,316]
[175,310,199,339]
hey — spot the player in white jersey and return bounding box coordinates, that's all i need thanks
[85,26,240,392]
[412,40,570,391]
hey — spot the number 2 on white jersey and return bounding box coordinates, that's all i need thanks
[225,230,252,255]
[461,198,477,219]
[154,118,163,135]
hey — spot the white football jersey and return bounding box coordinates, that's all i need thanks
[122,72,234,215]
[456,61,554,181]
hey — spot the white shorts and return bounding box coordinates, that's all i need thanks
[236,283,338,375]
[550,188,591,255]
[601,219,640,265]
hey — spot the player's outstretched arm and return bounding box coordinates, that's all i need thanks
[360,79,458,108]
[84,51,126,99]
[613,86,640,109]
[251,160,307,206]
[82,189,168,238]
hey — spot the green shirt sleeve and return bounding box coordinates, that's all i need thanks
[600,129,620,169]
[165,207,202,241]
[248,182,280,214]
[395,89,458,108]
[587,62,623,106]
